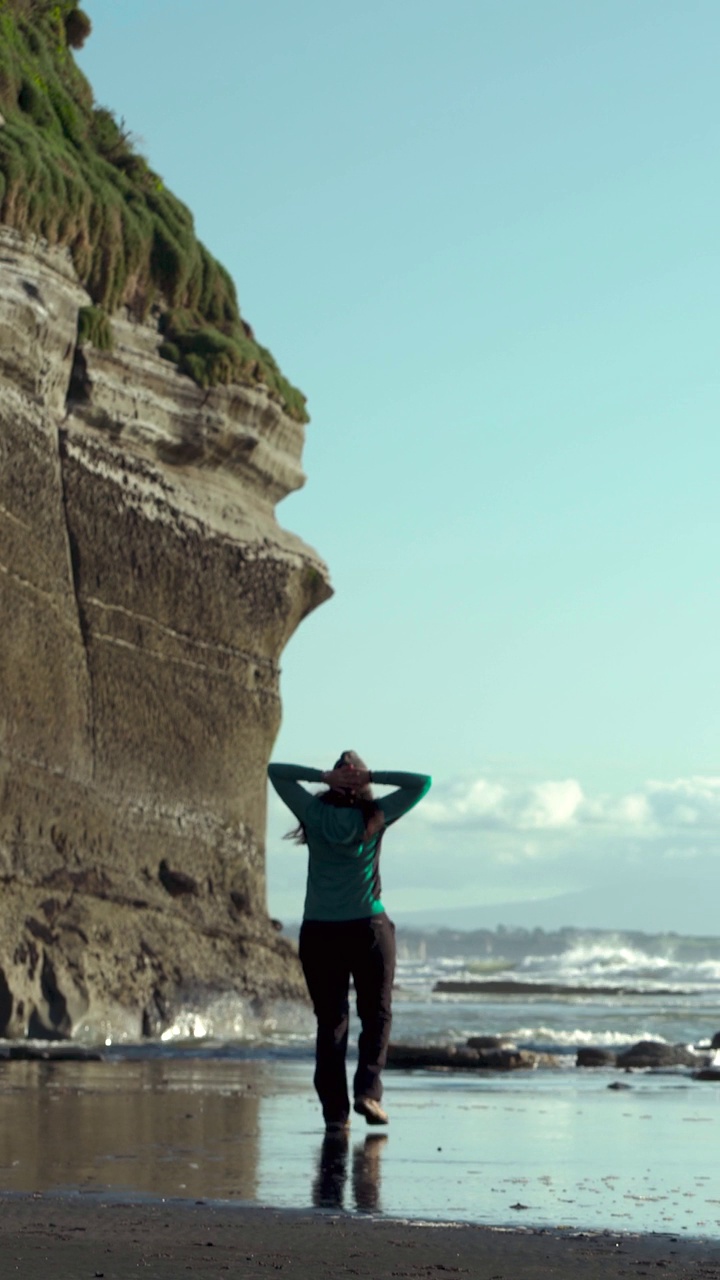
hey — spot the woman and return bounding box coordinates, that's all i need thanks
[268,751,431,1133]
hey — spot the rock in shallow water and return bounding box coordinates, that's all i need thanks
[466,1034,518,1050]
[387,1042,550,1071]
[576,1047,618,1068]
[615,1040,703,1069]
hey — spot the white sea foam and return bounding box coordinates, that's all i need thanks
[508,1025,665,1048]
[514,940,720,989]
[158,994,314,1045]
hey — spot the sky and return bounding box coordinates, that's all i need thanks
[78,1,720,933]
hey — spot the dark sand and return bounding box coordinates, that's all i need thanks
[2,1194,720,1279]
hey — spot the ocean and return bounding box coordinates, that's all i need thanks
[106,926,720,1061]
[390,930,720,1058]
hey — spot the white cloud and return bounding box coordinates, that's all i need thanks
[615,793,651,825]
[422,779,507,827]
[522,779,584,829]
[423,777,585,831]
[420,774,720,837]
[645,777,720,827]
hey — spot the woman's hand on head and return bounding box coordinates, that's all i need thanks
[323,765,370,790]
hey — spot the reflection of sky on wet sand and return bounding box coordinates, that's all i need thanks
[0,1059,268,1201]
[0,1059,719,1236]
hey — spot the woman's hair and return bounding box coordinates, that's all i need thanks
[285,750,386,846]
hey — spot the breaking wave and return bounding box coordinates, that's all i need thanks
[517,940,720,989]
[508,1025,665,1049]
[157,995,315,1046]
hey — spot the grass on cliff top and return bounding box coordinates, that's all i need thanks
[0,0,307,421]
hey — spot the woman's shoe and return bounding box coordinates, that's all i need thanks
[353,1097,388,1125]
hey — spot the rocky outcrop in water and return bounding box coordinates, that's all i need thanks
[0,227,331,1040]
[614,1040,702,1069]
[387,1040,558,1071]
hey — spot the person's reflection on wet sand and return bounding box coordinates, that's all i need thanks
[312,1132,349,1209]
[352,1133,387,1213]
[312,1133,387,1213]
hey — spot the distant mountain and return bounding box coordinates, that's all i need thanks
[392,875,720,936]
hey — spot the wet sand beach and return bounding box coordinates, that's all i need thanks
[1,1054,720,1277]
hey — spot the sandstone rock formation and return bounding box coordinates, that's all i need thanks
[0,226,331,1040]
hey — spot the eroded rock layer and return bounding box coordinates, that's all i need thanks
[0,227,331,1039]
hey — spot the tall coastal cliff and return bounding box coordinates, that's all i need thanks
[0,4,331,1038]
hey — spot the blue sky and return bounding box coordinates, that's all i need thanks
[79,1,720,931]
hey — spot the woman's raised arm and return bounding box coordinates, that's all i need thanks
[267,762,326,822]
[373,771,432,825]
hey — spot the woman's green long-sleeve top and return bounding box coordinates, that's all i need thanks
[267,763,432,922]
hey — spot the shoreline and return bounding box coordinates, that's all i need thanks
[2,1193,720,1279]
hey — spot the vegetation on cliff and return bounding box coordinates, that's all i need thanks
[0,0,307,420]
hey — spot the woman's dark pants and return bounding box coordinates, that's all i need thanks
[299,915,396,1125]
